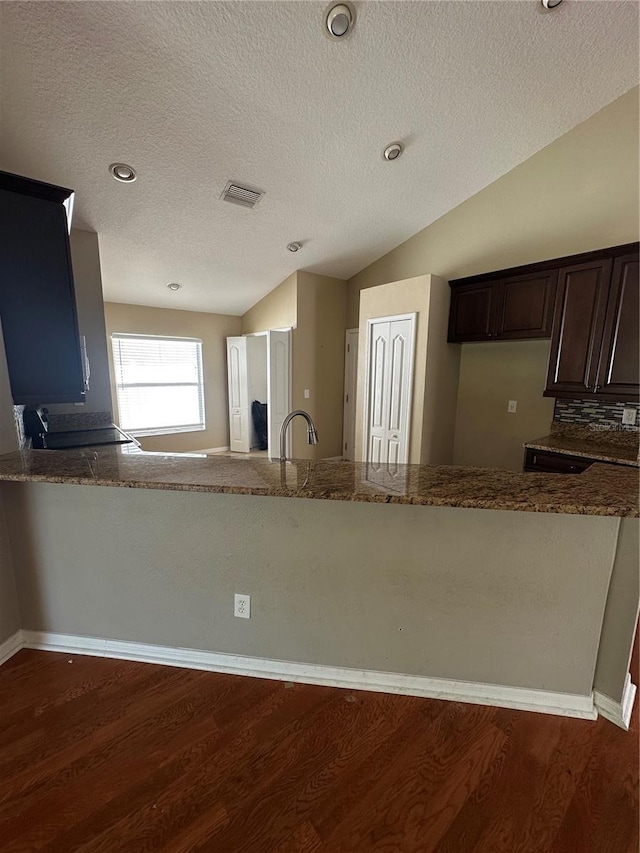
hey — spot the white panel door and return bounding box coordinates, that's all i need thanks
[365,315,415,468]
[226,336,250,453]
[267,329,291,459]
[342,329,359,461]
[367,322,389,468]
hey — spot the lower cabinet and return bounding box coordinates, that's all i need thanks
[523,448,594,474]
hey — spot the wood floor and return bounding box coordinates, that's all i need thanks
[0,650,637,852]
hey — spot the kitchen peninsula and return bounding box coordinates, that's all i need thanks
[0,448,637,515]
[0,448,637,730]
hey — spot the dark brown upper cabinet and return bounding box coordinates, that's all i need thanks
[544,259,612,398]
[448,242,639,402]
[544,247,639,402]
[448,269,557,343]
[494,271,557,340]
[447,282,495,342]
[595,254,639,400]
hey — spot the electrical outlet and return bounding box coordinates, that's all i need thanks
[234,593,251,619]
[622,407,637,426]
[507,400,517,414]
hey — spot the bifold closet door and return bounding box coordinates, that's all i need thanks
[365,315,415,467]
[267,330,291,459]
[226,336,250,453]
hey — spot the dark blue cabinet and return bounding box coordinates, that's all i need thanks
[0,171,85,405]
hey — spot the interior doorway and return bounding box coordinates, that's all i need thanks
[226,329,291,459]
[342,329,359,461]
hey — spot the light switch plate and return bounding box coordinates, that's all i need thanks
[508,400,517,414]
[304,389,310,399]
[622,408,637,426]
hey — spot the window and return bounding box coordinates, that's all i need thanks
[111,334,205,436]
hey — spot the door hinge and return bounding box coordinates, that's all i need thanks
[344,443,347,451]
[346,394,349,403]
[347,344,350,352]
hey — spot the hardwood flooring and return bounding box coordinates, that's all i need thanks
[0,649,637,852]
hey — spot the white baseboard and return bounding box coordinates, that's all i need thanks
[199,446,230,454]
[0,630,23,667]
[594,673,637,730]
[17,630,597,721]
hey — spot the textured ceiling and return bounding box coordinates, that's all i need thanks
[0,1,638,316]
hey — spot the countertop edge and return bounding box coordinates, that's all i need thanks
[524,439,640,468]
[0,470,637,518]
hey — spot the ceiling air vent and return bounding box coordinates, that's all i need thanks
[220,181,264,209]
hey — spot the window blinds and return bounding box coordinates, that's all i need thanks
[111,334,205,436]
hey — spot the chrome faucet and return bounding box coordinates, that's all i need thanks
[279,410,319,461]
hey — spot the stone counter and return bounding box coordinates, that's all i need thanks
[0,448,637,517]
[525,427,639,469]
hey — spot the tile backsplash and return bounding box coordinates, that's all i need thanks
[553,398,640,431]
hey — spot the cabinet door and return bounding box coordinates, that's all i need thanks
[0,187,85,404]
[494,271,557,340]
[448,283,496,342]
[544,259,612,398]
[523,448,593,474]
[595,254,639,401]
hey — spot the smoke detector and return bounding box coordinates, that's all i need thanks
[167,282,182,291]
[541,0,563,8]
[287,242,302,253]
[221,181,264,209]
[325,3,355,39]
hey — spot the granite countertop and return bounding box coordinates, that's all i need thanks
[0,448,637,517]
[525,427,640,468]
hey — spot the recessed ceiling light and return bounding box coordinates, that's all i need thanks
[109,163,137,183]
[383,142,404,162]
[541,0,563,8]
[325,3,355,39]
[167,282,182,291]
[287,242,303,253]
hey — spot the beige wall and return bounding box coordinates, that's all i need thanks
[453,341,555,471]
[6,481,621,698]
[241,271,347,459]
[104,302,241,453]
[594,518,640,704]
[348,87,640,470]
[356,277,431,465]
[241,272,297,336]
[356,276,459,466]
[294,272,347,459]
[421,278,461,465]
[0,492,19,645]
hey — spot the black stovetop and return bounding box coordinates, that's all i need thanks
[44,426,135,450]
